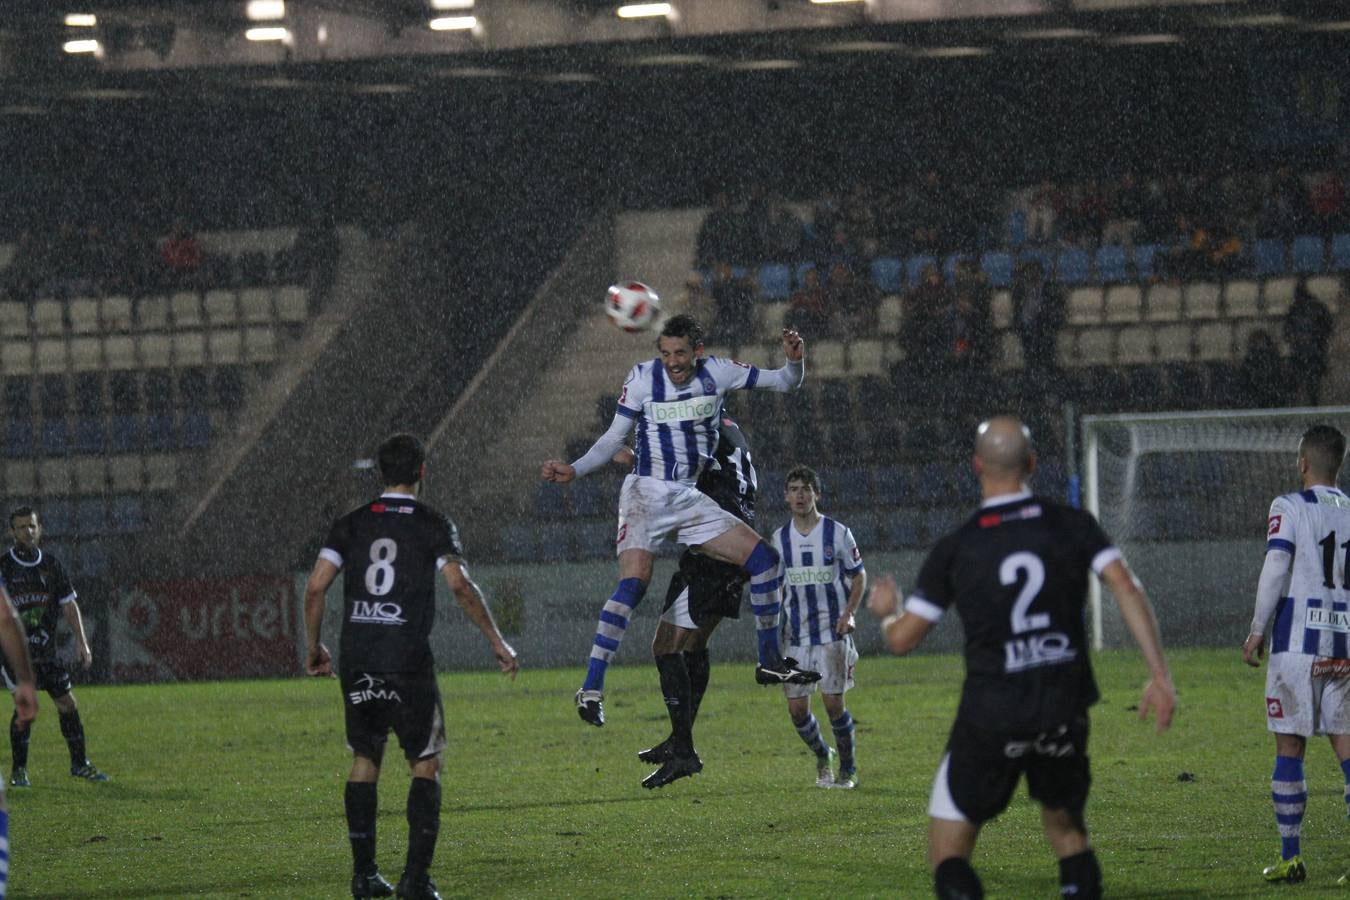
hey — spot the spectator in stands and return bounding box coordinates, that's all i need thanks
[951,259,995,369]
[711,262,757,349]
[1236,330,1285,410]
[900,263,951,380]
[906,171,950,254]
[1024,180,1061,246]
[680,273,715,324]
[840,184,880,261]
[696,191,743,271]
[1310,168,1346,236]
[1102,172,1145,247]
[1283,278,1334,406]
[1010,259,1065,377]
[161,219,203,287]
[826,261,880,339]
[1257,167,1311,241]
[788,267,829,339]
[760,193,804,264]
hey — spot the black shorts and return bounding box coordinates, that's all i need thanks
[2,659,73,700]
[933,715,1091,825]
[341,669,446,762]
[662,550,747,627]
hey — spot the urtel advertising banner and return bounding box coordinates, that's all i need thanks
[107,577,301,681]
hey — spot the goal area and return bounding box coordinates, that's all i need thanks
[1080,406,1350,650]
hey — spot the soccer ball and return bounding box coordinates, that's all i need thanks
[605,282,661,333]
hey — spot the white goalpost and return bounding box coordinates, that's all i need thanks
[1080,406,1350,650]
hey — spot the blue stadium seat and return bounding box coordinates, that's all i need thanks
[1095,245,1129,284]
[574,520,616,560]
[1254,238,1287,277]
[498,524,537,563]
[830,468,871,509]
[1333,233,1350,272]
[570,479,605,518]
[535,522,571,562]
[41,420,68,457]
[870,257,903,294]
[109,495,144,534]
[1019,249,1055,281]
[906,255,937,288]
[76,498,106,535]
[1133,244,1160,282]
[41,499,73,535]
[882,510,921,548]
[74,417,105,455]
[77,542,110,578]
[873,465,914,505]
[1056,248,1091,285]
[795,262,816,287]
[980,251,1014,288]
[845,510,881,549]
[144,414,176,451]
[943,254,968,284]
[533,482,569,519]
[1007,208,1028,248]
[5,420,34,459]
[109,415,140,454]
[179,411,211,450]
[1292,234,1326,274]
[758,264,792,301]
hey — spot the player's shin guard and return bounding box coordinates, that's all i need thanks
[831,711,856,772]
[58,709,87,768]
[933,857,983,900]
[1058,850,1101,900]
[0,807,9,900]
[1273,755,1306,860]
[743,543,783,666]
[345,781,378,875]
[683,648,711,724]
[8,714,28,770]
[405,777,441,874]
[583,578,647,692]
[654,653,694,753]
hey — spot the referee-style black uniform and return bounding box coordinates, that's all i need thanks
[913,491,1114,824]
[321,495,463,761]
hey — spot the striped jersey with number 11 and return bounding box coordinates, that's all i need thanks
[1264,485,1350,657]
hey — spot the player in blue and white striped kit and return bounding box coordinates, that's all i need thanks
[541,314,818,788]
[771,465,867,790]
[1244,424,1350,885]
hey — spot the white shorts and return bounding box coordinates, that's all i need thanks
[615,474,741,555]
[1265,652,1350,736]
[662,584,697,630]
[782,636,857,699]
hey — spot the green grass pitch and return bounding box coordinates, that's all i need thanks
[10,647,1350,898]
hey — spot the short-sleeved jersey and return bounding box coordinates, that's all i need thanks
[319,493,464,675]
[773,516,864,646]
[0,547,76,664]
[1263,485,1350,657]
[906,492,1119,733]
[616,356,763,485]
[697,417,757,527]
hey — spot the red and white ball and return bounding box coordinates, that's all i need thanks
[605,281,661,333]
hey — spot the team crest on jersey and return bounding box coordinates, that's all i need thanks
[1267,697,1284,718]
[824,545,834,563]
[616,523,627,544]
[348,673,401,705]
[1268,515,1282,536]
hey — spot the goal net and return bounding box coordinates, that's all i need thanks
[1081,406,1350,649]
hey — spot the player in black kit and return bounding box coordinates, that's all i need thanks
[868,416,1174,900]
[304,433,519,900]
[0,506,107,786]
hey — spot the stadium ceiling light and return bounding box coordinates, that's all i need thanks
[246,0,285,20]
[727,59,801,70]
[1106,33,1181,45]
[1305,20,1350,31]
[428,15,477,30]
[430,0,474,9]
[810,0,864,4]
[245,26,290,41]
[912,46,990,58]
[616,3,673,19]
[64,13,97,27]
[62,38,101,54]
[1211,14,1293,28]
[1012,28,1097,40]
[627,53,711,66]
[815,40,904,53]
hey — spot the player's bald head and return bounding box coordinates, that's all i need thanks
[1300,424,1346,481]
[975,416,1034,478]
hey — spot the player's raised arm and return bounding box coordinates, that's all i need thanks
[781,326,804,363]
[1098,559,1175,733]
[544,409,636,483]
[442,560,519,680]
[867,574,936,656]
[303,557,340,677]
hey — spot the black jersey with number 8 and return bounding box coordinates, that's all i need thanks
[321,496,463,675]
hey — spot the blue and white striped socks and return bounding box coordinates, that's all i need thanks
[743,542,783,666]
[0,806,9,899]
[582,578,647,692]
[794,713,830,759]
[1272,755,1306,860]
[1341,758,1350,819]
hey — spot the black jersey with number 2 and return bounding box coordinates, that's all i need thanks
[912,493,1115,733]
[321,495,463,675]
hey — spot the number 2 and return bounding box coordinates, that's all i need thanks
[1001,551,1048,634]
[365,539,398,596]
